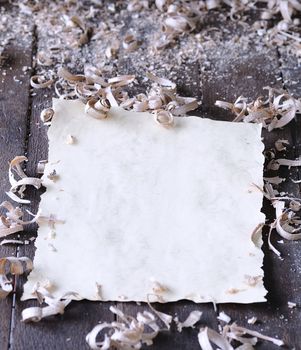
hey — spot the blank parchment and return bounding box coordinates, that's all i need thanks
[23,99,266,303]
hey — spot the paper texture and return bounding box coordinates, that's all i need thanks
[23,99,266,303]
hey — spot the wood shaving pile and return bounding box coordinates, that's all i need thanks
[85,307,284,349]
[1,0,299,99]
[215,86,301,131]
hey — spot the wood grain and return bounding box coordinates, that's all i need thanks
[0,33,33,349]
[9,39,115,350]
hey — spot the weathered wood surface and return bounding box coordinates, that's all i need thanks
[0,34,33,349]
[0,4,301,350]
[201,41,301,349]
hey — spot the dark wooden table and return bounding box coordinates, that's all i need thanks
[1,2,301,349]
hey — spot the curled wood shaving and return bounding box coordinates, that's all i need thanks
[108,75,136,88]
[127,0,149,12]
[122,33,139,52]
[0,257,33,299]
[291,178,301,184]
[289,200,301,212]
[0,201,24,238]
[155,110,174,128]
[176,310,202,332]
[37,160,48,174]
[274,158,301,167]
[0,239,26,245]
[198,321,285,349]
[86,306,162,349]
[146,294,173,329]
[263,176,285,185]
[251,223,264,249]
[0,256,32,275]
[268,225,282,258]
[146,71,176,90]
[54,68,199,120]
[7,156,42,203]
[226,324,285,347]
[215,87,300,131]
[275,139,289,152]
[217,311,231,324]
[0,275,12,299]
[272,200,301,241]
[261,0,301,22]
[40,108,54,123]
[198,326,233,350]
[30,75,54,89]
[36,51,53,66]
[0,200,62,240]
[85,98,110,119]
[22,285,81,322]
[0,201,43,238]
[152,0,300,52]
[105,39,120,59]
[57,67,85,83]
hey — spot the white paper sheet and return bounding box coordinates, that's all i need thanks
[23,99,266,303]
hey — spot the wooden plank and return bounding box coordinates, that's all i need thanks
[0,31,33,349]
[200,34,301,348]
[10,46,115,350]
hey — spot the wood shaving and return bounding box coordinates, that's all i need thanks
[198,320,285,349]
[122,33,139,52]
[0,239,25,246]
[30,75,54,89]
[40,108,54,123]
[215,87,301,131]
[289,200,301,212]
[86,306,161,349]
[275,139,289,152]
[217,311,231,324]
[287,301,297,308]
[0,257,33,299]
[272,200,301,241]
[7,156,42,204]
[154,110,174,128]
[198,326,233,350]
[37,160,48,174]
[85,98,110,119]
[263,177,285,185]
[175,310,202,332]
[0,201,41,238]
[87,306,283,350]
[41,67,200,119]
[22,285,81,322]
[65,135,76,145]
[224,324,285,347]
[274,158,301,167]
[268,225,282,258]
[247,317,257,325]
